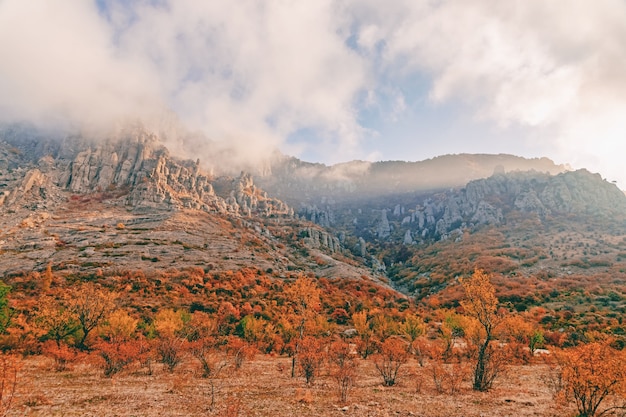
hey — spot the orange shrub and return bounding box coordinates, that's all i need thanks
[374,337,409,386]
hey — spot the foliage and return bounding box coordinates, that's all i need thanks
[461,269,504,391]
[68,283,117,350]
[298,336,325,385]
[552,342,626,417]
[0,353,19,417]
[328,339,358,403]
[96,340,141,377]
[374,337,409,387]
[35,296,79,347]
[0,282,12,335]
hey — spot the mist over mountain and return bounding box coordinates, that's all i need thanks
[2,124,626,305]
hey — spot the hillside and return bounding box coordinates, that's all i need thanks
[2,123,626,320]
[0,125,370,281]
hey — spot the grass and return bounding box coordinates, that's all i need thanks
[8,355,571,417]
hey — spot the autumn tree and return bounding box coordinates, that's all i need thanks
[35,295,80,372]
[400,313,426,355]
[298,336,325,385]
[439,311,472,362]
[352,311,376,359]
[283,276,321,377]
[68,283,116,350]
[0,353,19,416]
[461,269,504,391]
[374,337,409,386]
[35,295,78,347]
[96,309,139,377]
[328,339,359,403]
[153,309,186,372]
[552,342,626,417]
[501,315,544,363]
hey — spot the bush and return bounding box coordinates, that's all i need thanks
[374,338,409,387]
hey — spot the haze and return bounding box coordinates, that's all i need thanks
[1,1,625,186]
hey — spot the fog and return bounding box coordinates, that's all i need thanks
[1,1,626,184]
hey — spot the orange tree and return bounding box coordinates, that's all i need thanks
[283,276,321,377]
[461,269,504,391]
[553,341,626,417]
[68,283,116,350]
[374,337,409,386]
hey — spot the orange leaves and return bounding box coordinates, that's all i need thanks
[374,338,409,387]
[297,336,325,385]
[0,353,19,416]
[552,342,626,417]
[328,340,359,403]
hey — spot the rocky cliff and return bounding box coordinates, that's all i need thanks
[0,125,353,278]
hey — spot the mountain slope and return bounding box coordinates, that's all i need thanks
[0,125,370,280]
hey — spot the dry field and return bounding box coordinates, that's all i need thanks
[7,355,573,417]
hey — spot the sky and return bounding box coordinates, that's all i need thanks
[1,1,626,186]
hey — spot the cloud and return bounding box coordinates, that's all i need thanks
[2,0,626,184]
[346,0,626,183]
[0,0,162,131]
[0,0,369,168]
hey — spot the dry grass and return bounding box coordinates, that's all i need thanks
[7,355,573,417]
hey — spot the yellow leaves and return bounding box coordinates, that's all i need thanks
[352,311,369,336]
[102,310,137,343]
[154,309,184,338]
[460,269,501,332]
[400,314,426,342]
[284,276,321,315]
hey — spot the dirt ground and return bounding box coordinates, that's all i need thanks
[7,355,573,417]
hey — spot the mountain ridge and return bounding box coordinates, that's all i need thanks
[2,124,626,309]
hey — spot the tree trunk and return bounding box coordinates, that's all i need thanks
[473,334,491,391]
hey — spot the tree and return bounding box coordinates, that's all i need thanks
[298,336,325,385]
[0,282,13,334]
[283,276,321,377]
[552,342,626,417]
[328,339,358,403]
[400,313,426,355]
[460,269,504,391]
[153,309,186,372]
[96,309,139,377]
[68,283,116,350]
[0,353,19,416]
[35,295,79,347]
[374,337,409,386]
[352,311,376,359]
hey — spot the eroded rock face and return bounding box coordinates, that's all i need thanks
[1,126,293,219]
[294,169,626,249]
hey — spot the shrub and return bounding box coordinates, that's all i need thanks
[0,353,19,417]
[298,336,325,385]
[328,340,358,403]
[550,342,626,417]
[95,340,140,377]
[374,338,409,387]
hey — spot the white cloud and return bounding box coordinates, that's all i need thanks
[347,0,626,183]
[0,0,368,167]
[0,0,162,131]
[2,0,626,184]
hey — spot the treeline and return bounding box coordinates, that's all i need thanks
[0,268,625,416]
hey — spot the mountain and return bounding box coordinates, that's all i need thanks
[255,152,569,206]
[2,123,626,313]
[0,124,367,280]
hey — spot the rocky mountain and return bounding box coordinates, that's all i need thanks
[0,124,365,280]
[2,123,626,304]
